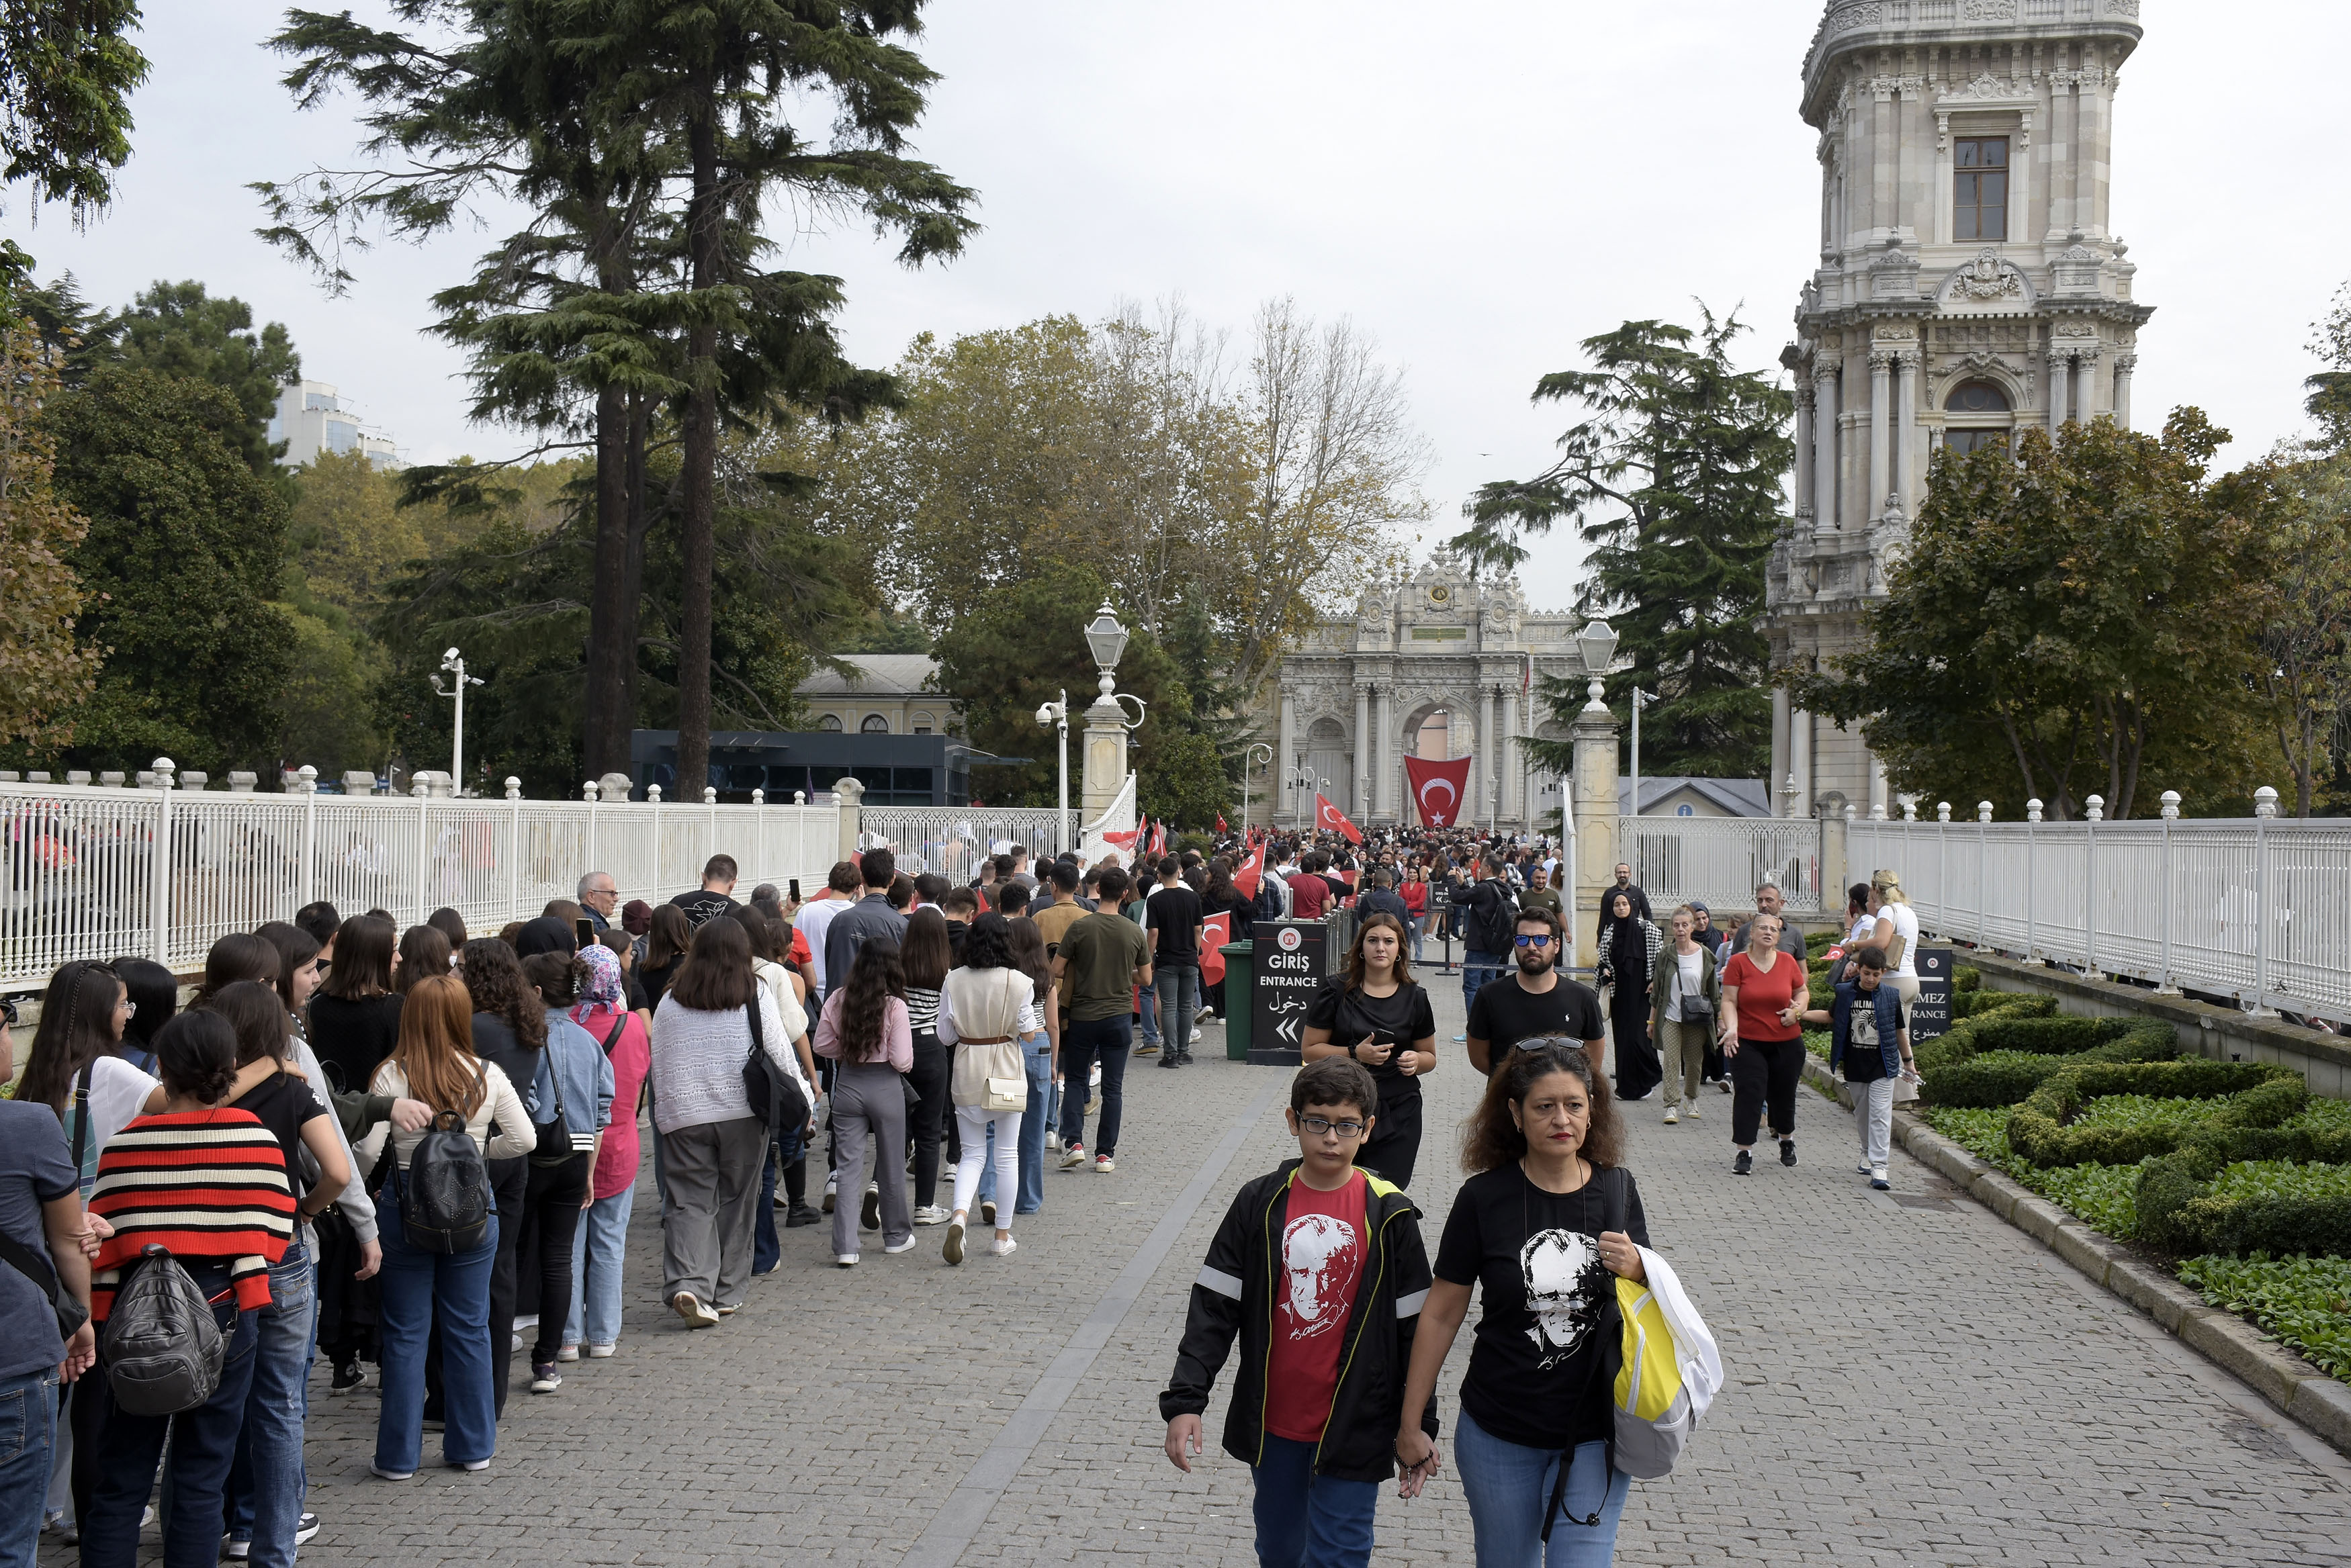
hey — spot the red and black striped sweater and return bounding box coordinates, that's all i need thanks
[87,1109,296,1320]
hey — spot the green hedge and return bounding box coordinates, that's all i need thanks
[1919,1016,2174,1107]
[2006,1062,2305,1168]
[1956,987,2044,1022]
[1910,996,2061,1077]
[1955,964,1981,995]
[2139,1156,2351,1258]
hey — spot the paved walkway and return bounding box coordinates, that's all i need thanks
[64,983,2351,1566]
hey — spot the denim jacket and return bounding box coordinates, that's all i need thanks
[1829,981,1905,1078]
[529,1011,617,1136]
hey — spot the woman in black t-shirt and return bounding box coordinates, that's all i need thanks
[308,915,406,1097]
[1300,913,1437,1187]
[1394,1039,1650,1560]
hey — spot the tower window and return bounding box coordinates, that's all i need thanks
[1947,381,2010,414]
[1954,137,2008,242]
[1943,380,2012,457]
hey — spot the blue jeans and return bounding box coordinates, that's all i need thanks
[377,1177,498,1474]
[1462,953,1506,1027]
[1251,1433,1378,1568]
[564,1184,637,1350]
[977,1032,1053,1213]
[1059,1015,1130,1158]
[1155,964,1200,1058]
[224,1240,316,1568]
[83,1261,260,1568]
[1452,1410,1629,1567]
[1139,982,1160,1047]
[0,1367,58,1568]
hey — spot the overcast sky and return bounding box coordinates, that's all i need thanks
[7,1,2345,614]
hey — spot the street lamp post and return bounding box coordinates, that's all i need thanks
[1034,690,1071,854]
[1243,743,1273,840]
[431,647,485,797]
[1078,602,1145,855]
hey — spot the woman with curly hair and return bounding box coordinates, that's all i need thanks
[811,937,914,1267]
[1392,1040,1653,1563]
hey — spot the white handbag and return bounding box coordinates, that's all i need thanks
[951,1037,1026,1111]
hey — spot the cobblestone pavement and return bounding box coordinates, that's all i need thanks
[52,984,2351,1566]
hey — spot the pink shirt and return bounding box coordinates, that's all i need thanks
[812,992,914,1072]
[571,1003,651,1201]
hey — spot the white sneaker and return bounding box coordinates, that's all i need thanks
[1663,1107,1679,1124]
[369,1462,414,1482]
[823,1172,838,1212]
[1094,1154,1116,1174]
[884,1235,918,1254]
[514,1314,539,1330]
[943,1220,965,1266]
[913,1205,950,1225]
[556,1344,580,1363]
[980,1199,997,1227]
[1684,1103,1700,1120]
[1047,1132,1063,1154]
[1189,1027,1202,1044]
[988,1236,1019,1257]
[670,1291,719,1329]
[586,1343,616,1358]
[1059,1143,1087,1170]
[834,1253,858,1267]
[510,1334,523,1353]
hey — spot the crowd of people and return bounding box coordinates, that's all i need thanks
[0,811,1910,1567]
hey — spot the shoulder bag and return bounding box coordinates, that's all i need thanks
[741,996,811,1138]
[529,1026,600,1168]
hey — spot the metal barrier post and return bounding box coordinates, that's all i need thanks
[299,765,318,910]
[413,776,432,928]
[508,777,524,915]
[2252,786,2277,1014]
[650,784,664,895]
[2156,790,2179,993]
[2083,795,2102,976]
[2025,798,2041,962]
[1976,802,1991,948]
[150,757,175,964]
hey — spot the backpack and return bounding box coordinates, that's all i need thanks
[399,1093,494,1254]
[101,1244,225,1416]
[1467,880,1515,957]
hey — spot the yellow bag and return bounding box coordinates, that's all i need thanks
[1608,1270,1709,1479]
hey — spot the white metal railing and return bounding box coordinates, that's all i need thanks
[1624,817,1826,914]
[1848,789,2351,1027]
[0,769,844,990]
[854,806,1070,883]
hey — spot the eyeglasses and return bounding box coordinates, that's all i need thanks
[1513,934,1554,948]
[1297,1115,1366,1138]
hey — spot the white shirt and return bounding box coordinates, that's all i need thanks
[795,896,847,992]
[1665,950,1703,1023]
[356,1056,536,1170]
[1872,903,1921,977]
[66,1054,163,1195]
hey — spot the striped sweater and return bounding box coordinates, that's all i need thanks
[87,1109,296,1320]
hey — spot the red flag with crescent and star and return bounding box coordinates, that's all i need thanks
[1233,837,1266,898]
[1146,820,1167,862]
[1214,813,1227,833]
[1314,792,1364,844]
[1404,755,1473,827]
[1200,911,1233,984]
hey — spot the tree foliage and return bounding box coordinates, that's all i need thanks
[0,0,147,230]
[104,280,300,473]
[45,367,295,772]
[1456,312,1789,779]
[1790,411,2282,820]
[2258,453,2351,817]
[0,318,97,745]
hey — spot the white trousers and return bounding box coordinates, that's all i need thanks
[1851,1075,1895,1170]
[951,1103,1022,1227]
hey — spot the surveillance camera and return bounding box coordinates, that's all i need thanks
[1035,703,1055,726]
[443,647,461,662]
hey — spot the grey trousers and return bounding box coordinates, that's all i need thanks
[832,1062,913,1257]
[1656,1017,1710,1109]
[660,1116,766,1308]
[1851,1075,1895,1170]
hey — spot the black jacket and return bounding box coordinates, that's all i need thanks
[1161,1160,1438,1482]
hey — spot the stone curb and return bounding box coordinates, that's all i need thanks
[1797,1052,2351,1460]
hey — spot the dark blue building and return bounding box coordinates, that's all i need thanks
[628,730,977,806]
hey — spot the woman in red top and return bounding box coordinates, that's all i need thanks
[1716,913,1810,1177]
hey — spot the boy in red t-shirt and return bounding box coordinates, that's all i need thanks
[1161,1058,1435,1567]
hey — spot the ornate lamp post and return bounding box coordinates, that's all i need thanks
[1079,601,1145,855]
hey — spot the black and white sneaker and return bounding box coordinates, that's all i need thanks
[330,1359,371,1395]
[1733,1149,1753,1176]
[295,1514,320,1545]
[860,1183,881,1232]
[1780,1139,1798,1167]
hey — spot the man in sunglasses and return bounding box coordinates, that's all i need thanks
[1464,908,1605,1076]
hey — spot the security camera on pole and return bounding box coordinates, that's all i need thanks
[1077,602,1146,862]
[1035,690,1071,856]
[431,647,485,798]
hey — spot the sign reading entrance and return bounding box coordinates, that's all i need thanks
[1910,946,1955,1049]
[1250,919,1327,1066]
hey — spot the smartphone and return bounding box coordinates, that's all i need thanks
[574,917,596,950]
[789,878,801,904]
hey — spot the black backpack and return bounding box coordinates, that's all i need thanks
[399,1097,494,1254]
[101,1244,225,1416]
[1468,881,1516,956]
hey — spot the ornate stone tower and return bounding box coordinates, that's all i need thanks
[1767,0,2153,819]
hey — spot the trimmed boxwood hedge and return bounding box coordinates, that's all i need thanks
[2005,1061,2306,1168]
[2135,1118,2351,1256]
[1918,1015,2174,1108]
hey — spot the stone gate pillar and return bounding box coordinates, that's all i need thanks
[1570,701,1621,974]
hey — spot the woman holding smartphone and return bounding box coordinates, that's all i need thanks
[1299,913,1437,1187]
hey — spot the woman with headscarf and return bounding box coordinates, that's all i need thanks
[560,943,651,1363]
[1596,889,1664,1102]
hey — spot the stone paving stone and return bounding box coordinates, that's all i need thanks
[40,983,2351,1567]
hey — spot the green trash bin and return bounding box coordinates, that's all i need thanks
[1219,941,1253,1061]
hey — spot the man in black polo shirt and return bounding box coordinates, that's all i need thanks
[1466,907,1607,1076]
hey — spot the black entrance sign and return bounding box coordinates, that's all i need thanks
[1911,946,1955,1048]
[1250,919,1328,1067]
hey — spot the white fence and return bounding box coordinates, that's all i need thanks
[0,774,843,990]
[854,806,1072,883]
[1622,816,1826,915]
[1849,799,2351,1027]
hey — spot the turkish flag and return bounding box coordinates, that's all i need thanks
[1103,825,1139,851]
[1147,820,1167,861]
[1233,837,1266,898]
[1201,911,1233,984]
[1214,813,1228,833]
[1405,754,1473,827]
[1315,792,1364,844]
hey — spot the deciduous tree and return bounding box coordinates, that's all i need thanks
[0,319,97,747]
[0,0,147,238]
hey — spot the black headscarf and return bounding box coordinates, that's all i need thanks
[1603,898,1648,991]
[515,916,578,958]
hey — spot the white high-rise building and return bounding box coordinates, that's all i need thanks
[1768,0,2153,821]
[269,380,403,469]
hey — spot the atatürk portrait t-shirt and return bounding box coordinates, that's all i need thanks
[1433,1163,1650,1450]
[1261,1170,1369,1442]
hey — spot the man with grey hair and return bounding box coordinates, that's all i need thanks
[1752,882,1806,958]
[578,870,620,930]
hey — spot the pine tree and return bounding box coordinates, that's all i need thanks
[1453,310,1791,779]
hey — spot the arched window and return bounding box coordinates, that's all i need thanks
[860,713,891,733]
[817,714,842,732]
[1943,379,2013,457]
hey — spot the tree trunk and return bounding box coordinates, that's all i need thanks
[583,381,632,780]
[674,98,721,802]
[619,393,651,772]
